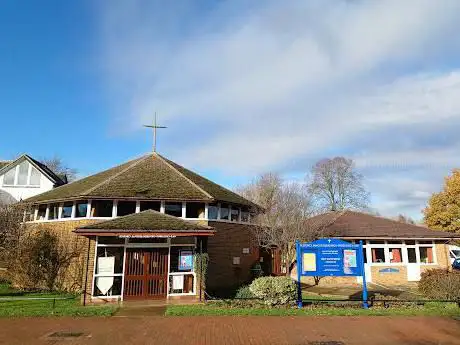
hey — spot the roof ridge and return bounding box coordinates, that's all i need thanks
[347,210,430,230]
[155,153,214,200]
[83,154,151,196]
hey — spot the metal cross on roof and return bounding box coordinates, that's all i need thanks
[143,112,167,152]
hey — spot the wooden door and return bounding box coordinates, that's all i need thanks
[124,248,168,299]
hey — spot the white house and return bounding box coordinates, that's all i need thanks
[0,154,65,204]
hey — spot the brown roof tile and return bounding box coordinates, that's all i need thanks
[305,210,460,239]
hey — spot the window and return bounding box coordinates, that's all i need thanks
[405,240,416,245]
[371,248,385,263]
[241,207,249,222]
[96,247,125,273]
[91,200,113,217]
[117,201,136,217]
[419,247,434,264]
[186,203,205,218]
[389,248,402,263]
[17,161,29,185]
[140,201,161,212]
[369,240,385,244]
[29,166,41,186]
[93,241,124,297]
[230,206,240,222]
[3,168,15,185]
[2,161,42,187]
[60,202,73,218]
[407,248,417,263]
[220,204,229,220]
[98,237,125,245]
[75,201,88,218]
[165,202,182,217]
[48,204,59,220]
[418,241,432,245]
[169,247,194,273]
[208,203,218,220]
[37,204,47,220]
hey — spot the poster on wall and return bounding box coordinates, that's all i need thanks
[96,257,115,295]
[179,250,193,271]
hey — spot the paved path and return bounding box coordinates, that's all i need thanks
[0,316,459,345]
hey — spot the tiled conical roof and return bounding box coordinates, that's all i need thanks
[26,153,257,207]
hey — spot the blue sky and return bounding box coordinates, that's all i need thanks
[1,0,460,219]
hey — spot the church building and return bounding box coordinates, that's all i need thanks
[25,152,261,303]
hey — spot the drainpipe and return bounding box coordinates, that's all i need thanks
[199,238,203,302]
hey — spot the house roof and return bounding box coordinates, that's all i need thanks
[0,161,12,170]
[74,209,215,236]
[0,155,65,186]
[305,210,460,239]
[25,153,258,208]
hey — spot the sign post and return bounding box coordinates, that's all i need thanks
[295,238,368,309]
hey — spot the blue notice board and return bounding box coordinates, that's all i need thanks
[296,238,368,308]
[179,250,193,271]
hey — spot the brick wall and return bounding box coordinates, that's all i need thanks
[25,220,99,292]
[206,221,259,291]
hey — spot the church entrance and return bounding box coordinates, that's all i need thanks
[123,248,168,300]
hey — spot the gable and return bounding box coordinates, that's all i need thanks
[1,157,44,187]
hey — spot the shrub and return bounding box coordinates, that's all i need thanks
[418,269,460,300]
[235,285,256,299]
[249,276,297,306]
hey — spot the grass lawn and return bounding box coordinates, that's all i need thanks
[166,302,460,317]
[0,283,117,317]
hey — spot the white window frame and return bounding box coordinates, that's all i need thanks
[362,240,437,266]
[2,161,41,188]
[28,199,255,225]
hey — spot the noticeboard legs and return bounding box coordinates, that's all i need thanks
[296,240,302,309]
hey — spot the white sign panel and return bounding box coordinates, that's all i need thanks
[96,257,115,295]
[172,275,184,290]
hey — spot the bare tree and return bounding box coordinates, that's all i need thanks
[0,203,83,291]
[40,156,77,182]
[397,214,415,224]
[307,157,369,212]
[238,175,319,276]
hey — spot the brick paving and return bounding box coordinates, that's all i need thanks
[0,316,459,345]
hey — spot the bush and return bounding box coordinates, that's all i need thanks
[235,285,256,299]
[249,276,297,306]
[418,269,460,301]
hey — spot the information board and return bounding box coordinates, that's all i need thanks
[179,250,193,271]
[295,238,368,309]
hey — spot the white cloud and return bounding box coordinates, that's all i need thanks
[95,0,460,217]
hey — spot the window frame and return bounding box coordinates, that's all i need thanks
[2,160,42,187]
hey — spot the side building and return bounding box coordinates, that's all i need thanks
[290,211,460,286]
[0,154,65,204]
[24,152,261,303]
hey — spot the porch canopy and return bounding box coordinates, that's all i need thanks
[73,209,215,237]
